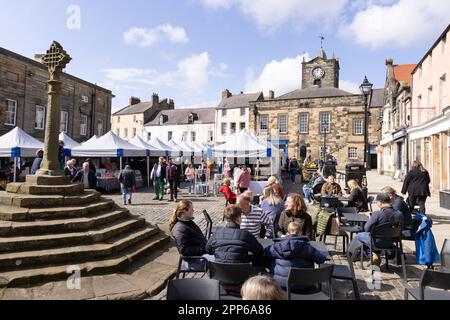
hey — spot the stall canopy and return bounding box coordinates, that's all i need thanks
[189,142,207,156]
[212,129,272,158]
[81,135,98,146]
[176,141,196,157]
[72,131,146,157]
[129,136,166,157]
[59,132,80,157]
[149,138,173,157]
[0,127,44,158]
[166,140,184,157]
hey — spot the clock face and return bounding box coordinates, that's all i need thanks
[312,67,325,79]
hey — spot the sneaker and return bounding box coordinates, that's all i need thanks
[159,198,163,201]
[153,197,159,201]
[372,253,381,266]
[128,199,132,205]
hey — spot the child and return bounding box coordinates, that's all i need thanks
[265,222,327,290]
[241,275,286,300]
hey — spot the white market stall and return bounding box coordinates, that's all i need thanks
[0,127,44,182]
[149,138,173,158]
[59,132,81,159]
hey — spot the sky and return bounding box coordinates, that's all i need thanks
[1,0,449,112]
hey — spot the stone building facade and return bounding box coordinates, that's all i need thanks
[249,49,383,170]
[112,94,175,140]
[379,60,416,178]
[0,47,113,142]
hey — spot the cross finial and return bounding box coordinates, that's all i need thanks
[41,41,72,76]
[319,35,325,48]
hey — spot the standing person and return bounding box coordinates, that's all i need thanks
[85,158,97,175]
[223,159,232,178]
[31,149,44,175]
[167,159,179,202]
[118,165,136,206]
[401,161,431,214]
[278,194,313,239]
[64,159,77,180]
[346,179,366,212]
[184,164,195,195]
[260,187,285,236]
[58,140,65,171]
[237,194,273,239]
[6,161,20,183]
[289,157,299,184]
[150,157,167,201]
[198,162,209,196]
[236,165,251,194]
[72,162,97,189]
[267,176,286,201]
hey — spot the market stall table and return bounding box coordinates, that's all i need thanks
[97,176,120,192]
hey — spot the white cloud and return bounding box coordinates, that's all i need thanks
[339,80,361,94]
[200,0,348,31]
[340,0,450,49]
[101,52,222,96]
[124,24,189,47]
[245,54,309,96]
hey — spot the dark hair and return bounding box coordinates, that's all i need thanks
[411,160,427,172]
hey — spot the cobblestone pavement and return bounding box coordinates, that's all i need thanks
[104,170,449,300]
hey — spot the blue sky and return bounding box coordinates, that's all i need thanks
[1,0,449,112]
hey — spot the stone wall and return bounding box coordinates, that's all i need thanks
[0,48,112,142]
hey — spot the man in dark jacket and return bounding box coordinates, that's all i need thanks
[166,159,178,202]
[72,162,97,189]
[350,193,404,265]
[119,165,136,205]
[401,162,431,214]
[265,222,326,289]
[382,187,412,231]
[288,157,299,184]
[150,157,167,201]
[207,206,264,266]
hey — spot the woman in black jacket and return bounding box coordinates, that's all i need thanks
[346,180,366,212]
[169,200,212,269]
[401,161,431,214]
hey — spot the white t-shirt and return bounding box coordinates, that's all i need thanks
[83,172,90,188]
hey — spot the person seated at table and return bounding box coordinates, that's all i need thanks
[218,178,237,205]
[268,176,286,201]
[348,193,404,266]
[72,162,97,189]
[260,187,285,236]
[170,200,214,270]
[241,275,286,300]
[381,186,413,233]
[265,222,327,290]
[206,205,264,266]
[345,179,366,212]
[236,165,252,194]
[237,194,274,239]
[303,172,319,205]
[321,175,343,197]
[278,194,313,239]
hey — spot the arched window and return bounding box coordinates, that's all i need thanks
[314,79,322,87]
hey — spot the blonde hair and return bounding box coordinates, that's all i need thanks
[223,178,231,186]
[348,179,362,192]
[262,187,281,206]
[169,200,193,232]
[287,193,308,217]
[288,221,302,235]
[242,190,253,199]
[241,275,286,300]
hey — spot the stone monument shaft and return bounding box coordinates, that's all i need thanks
[37,41,71,176]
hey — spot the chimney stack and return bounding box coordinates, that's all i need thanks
[222,89,232,99]
[268,90,275,99]
[129,97,141,106]
[152,93,159,106]
[240,91,244,94]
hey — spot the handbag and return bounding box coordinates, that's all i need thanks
[329,216,341,236]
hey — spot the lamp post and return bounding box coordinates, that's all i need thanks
[321,119,329,164]
[360,76,373,210]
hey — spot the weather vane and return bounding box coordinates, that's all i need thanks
[319,35,325,48]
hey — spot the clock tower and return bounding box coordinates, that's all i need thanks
[301,47,340,89]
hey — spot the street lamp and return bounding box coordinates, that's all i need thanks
[360,76,373,210]
[321,119,329,164]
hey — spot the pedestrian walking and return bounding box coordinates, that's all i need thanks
[401,161,431,214]
[167,159,179,202]
[150,157,167,201]
[184,163,195,195]
[288,157,299,184]
[118,165,136,205]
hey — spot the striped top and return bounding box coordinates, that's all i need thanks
[241,205,274,239]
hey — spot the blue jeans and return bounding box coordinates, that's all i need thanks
[355,232,371,256]
[290,170,296,183]
[187,178,194,193]
[303,186,313,202]
[121,186,132,205]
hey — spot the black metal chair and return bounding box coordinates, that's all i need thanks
[209,261,254,300]
[367,196,374,212]
[327,252,360,300]
[175,255,208,279]
[287,265,334,300]
[368,223,407,280]
[441,239,450,271]
[203,210,220,240]
[320,213,349,255]
[404,269,450,300]
[338,207,364,241]
[167,278,220,300]
[338,207,358,215]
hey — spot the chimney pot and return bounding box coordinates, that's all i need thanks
[386,58,394,65]
[222,89,232,99]
[129,97,141,106]
[152,93,159,106]
[268,90,275,99]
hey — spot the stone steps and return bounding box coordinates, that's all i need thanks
[6,183,84,196]
[0,190,102,210]
[0,216,145,252]
[0,230,171,288]
[0,224,158,269]
[0,198,113,222]
[0,209,130,237]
